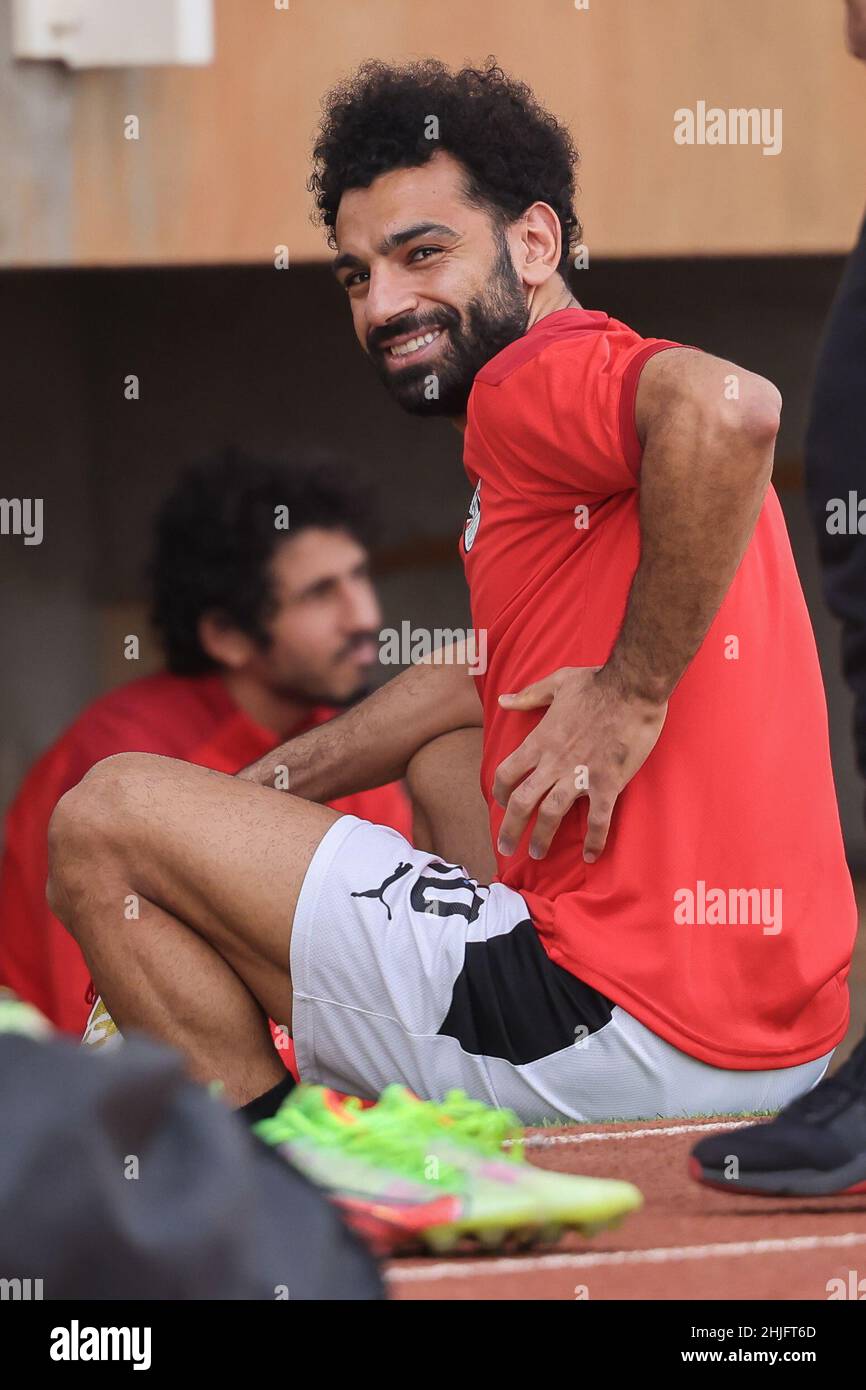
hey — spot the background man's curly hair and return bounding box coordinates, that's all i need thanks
[310,58,582,276]
[149,447,375,676]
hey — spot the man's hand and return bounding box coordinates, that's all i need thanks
[493,667,667,863]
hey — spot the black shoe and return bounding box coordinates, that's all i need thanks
[689,1033,866,1196]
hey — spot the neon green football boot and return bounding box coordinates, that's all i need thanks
[256,1083,642,1255]
[255,1083,538,1255]
[0,989,53,1039]
[367,1084,643,1237]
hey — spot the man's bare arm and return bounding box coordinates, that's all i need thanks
[237,643,483,799]
[603,347,781,703]
[494,348,781,860]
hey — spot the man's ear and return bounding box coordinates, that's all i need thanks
[513,201,563,288]
[197,612,257,671]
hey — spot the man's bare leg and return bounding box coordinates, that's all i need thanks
[406,727,496,881]
[48,753,341,1104]
[49,730,491,1104]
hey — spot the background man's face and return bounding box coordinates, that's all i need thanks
[333,151,528,416]
[249,528,382,706]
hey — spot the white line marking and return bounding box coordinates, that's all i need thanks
[388,1231,866,1284]
[522,1119,750,1149]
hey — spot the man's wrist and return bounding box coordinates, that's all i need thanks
[237,750,309,794]
[235,762,260,784]
[236,757,283,788]
[597,653,672,707]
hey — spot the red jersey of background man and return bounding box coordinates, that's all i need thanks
[462,306,856,1071]
[0,672,412,1035]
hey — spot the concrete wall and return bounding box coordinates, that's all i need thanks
[0,273,99,801]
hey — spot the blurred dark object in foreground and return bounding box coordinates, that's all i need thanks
[0,1027,383,1300]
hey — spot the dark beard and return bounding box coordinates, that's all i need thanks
[268,676,374,710]
[367,232,529,417]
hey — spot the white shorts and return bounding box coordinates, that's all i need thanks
[291,816,833,1124]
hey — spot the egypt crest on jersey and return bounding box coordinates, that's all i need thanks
[464,479,482,552]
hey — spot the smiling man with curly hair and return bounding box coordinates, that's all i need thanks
[47,61,855,1130]
[311,60,580,416]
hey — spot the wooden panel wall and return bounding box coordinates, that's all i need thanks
[3,0,862,267]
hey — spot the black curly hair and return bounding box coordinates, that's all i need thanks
[149,447,374,676]
[310,58,581,275]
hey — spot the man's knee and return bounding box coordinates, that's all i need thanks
[46,753,152,923]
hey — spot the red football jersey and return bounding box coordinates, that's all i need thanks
[461,307,855,1070]
[0,672,412,1037]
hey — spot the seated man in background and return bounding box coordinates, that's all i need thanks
[0,448,411,1040]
